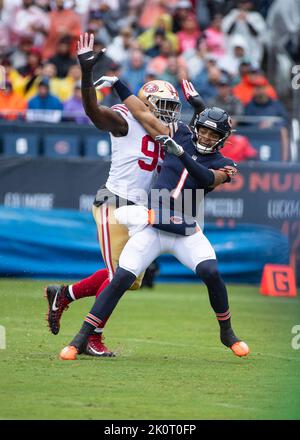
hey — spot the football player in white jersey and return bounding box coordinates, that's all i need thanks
[45,33,185,357]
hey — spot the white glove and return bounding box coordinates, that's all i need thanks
[155,135,184,157]
[94,75,119,90]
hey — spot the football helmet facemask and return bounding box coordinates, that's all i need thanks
[194,107,233,154]
[138,80,182,125]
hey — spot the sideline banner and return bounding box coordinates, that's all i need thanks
[0,158,299,278]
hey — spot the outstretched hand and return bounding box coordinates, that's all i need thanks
[155,135,184,157]
[77,33,106,71]
[181,79,205,113]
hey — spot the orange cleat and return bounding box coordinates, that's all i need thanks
[59,345,79,361]
[230,341,250,357]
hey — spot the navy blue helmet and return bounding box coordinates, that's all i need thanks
[194,107,233,154]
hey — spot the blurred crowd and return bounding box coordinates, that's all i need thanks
[0,0,297,137]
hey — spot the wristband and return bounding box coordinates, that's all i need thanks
[81,70,93,88]
[114,80,133,101]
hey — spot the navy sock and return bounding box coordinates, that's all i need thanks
[195,259,231,328]
[69,268,136,351]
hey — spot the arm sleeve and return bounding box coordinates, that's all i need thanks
[179,152,215,188]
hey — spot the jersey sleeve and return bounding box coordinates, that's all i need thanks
[111,104,131,118]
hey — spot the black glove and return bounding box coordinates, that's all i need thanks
[77,33,106,87]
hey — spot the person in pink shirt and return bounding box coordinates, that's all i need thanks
[203,13,226,57]
[177,13,201,53]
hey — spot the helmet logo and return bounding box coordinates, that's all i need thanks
[143,83,159,93]
[204,120,217,128]
[165,82,179,98]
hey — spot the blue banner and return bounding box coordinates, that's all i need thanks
[0,207,289,283]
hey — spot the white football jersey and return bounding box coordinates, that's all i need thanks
[106,104,164,205]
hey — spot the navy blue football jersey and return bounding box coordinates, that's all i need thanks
[149,122,237,235]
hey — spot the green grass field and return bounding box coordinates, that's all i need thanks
[0,279,299,420]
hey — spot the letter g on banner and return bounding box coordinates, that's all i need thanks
[0,325,6,349]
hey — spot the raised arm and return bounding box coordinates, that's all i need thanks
[95,76,169,138]
[181,80,206,128]
[77,33,128,137]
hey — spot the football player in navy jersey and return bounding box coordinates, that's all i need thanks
[59,78,250,360]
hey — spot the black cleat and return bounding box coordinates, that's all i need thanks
[45,285,70,335]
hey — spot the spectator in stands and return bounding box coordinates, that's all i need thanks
[0,80,27,120]
[244,80,289,127]
[177,13,201,53]
[50,64,81,102]
[86,10,111,48]
[28,77,63,111]
[245,79,290,161]
[138,0,177,30]
[193,55,222,101]
[106,27,134,64]
[144,28,167,58]
[147,39,187,76]
[232,65,277,105]
[208,75,244,116]
[121,49,148,95]
[196,0,236,29]
[0,0,10,51]
[12,0,49,47]
[222,0,266,66]
[10,35,34,70]
[48,35,77,78]
[138,14,178,53]
[161,55,187,87]
[0,57,30,99]
[88,0,125,37]
[42,0,82,60]
[18,47,43,78]
[183,36,208,81]
[203,13,226,57]
[218,34,249,77]
[63,81,89,124]
[172,0,193,33]
[221,134,258,162]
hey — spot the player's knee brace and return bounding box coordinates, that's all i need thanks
[195,259,221,286]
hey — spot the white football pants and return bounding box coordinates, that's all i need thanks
[119,225,216,277]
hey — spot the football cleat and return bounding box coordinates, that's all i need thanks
[60,345,79,361]
[220,327,250,357]
[84,334,115,357]
[45,285,71,335]
[230,341,250,357]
